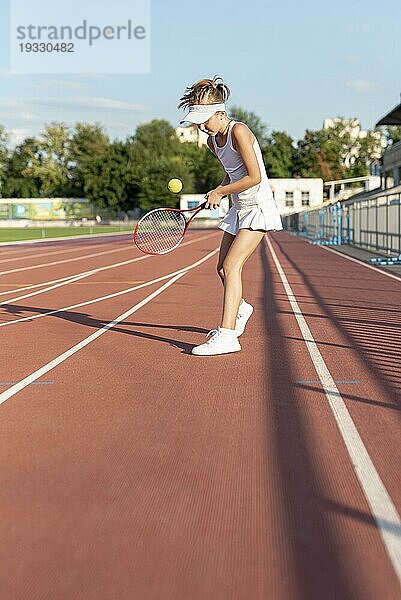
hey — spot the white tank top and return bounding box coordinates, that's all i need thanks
[211,120,275,208]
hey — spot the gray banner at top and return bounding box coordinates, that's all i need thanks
[10,0,150,74]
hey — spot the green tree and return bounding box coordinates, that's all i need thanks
[293,129,323,177]
[21,122,72,196]
[69,122,109,197]
[129,120,194,210]
[319,121,351,180]
[134,119,182,152]
[3,137,42,197]
[82,141,133,210]
[294,121,354,180]
[263,131,295,177]
[180,141,225,193]
[228,106,269,145]
[0,125,9,196]
[345,130,382,178]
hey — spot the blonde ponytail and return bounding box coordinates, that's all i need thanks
[178,75,231,109]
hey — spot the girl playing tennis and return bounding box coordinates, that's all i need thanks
[178,76,283,356]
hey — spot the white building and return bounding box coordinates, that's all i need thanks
[181,181,323,217]
[175,125,208,147]
[269,179,323,215]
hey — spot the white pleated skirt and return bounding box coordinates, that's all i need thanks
[218,201,283,236]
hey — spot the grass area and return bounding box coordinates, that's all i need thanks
[0,225,134,243]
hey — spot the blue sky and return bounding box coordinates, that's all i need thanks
[0,0,400,146]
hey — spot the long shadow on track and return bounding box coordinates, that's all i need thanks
[323,497,401,538]
[0,303,208,355]
[293,382,400,413]
[261,242,356,599]
[272,237,401,407]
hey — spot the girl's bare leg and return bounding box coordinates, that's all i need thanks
[217,230,235,282]
[220,229,266,330]
[217,231,245,306]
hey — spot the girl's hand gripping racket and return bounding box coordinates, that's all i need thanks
[133,198,225,255]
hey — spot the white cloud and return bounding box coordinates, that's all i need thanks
[0,105,43,123]
[0,95,144,113]
[30,96,144,111]
[0,95,147,146]
[7,128,33,145]
[18,112,43,122]
[20,79,85,90]
[346,79,382,94]
[6,96,144,112]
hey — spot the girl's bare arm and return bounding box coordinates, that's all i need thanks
[205,124,261,206]
[217,124,261,195]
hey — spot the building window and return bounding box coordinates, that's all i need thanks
[301,191,310,206]
[370,161,381,177]
[285,191,294,207]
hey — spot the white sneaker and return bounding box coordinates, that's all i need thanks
[235,301,254,336]
[191,327,241,356]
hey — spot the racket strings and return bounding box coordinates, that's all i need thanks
[135,209,187,254]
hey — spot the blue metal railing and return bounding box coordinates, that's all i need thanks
[282,187,401,264]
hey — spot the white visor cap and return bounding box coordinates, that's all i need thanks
[180,103,226,125]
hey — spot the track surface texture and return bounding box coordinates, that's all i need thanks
[0,230,400,600]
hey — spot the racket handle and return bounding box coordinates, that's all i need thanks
[201,194,228,209]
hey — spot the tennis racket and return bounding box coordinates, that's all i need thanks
[133,198,225,255]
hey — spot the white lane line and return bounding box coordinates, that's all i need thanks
[0,272,89,297]
[266,236,401,584]
[0,247,219,328]
[0,246,218,405]
[0,381,53,385]
[317,245,401,284]
[0,245,133,276]
[0,231,219,300]
[0,272,186,405]
[0,260,147,306]
[0,230,132,247]
[296,380,360,385]
[0,240,119,264]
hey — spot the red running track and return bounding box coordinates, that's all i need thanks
[0,230,400,599]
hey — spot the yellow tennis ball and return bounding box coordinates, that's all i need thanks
[168,178,183,193]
